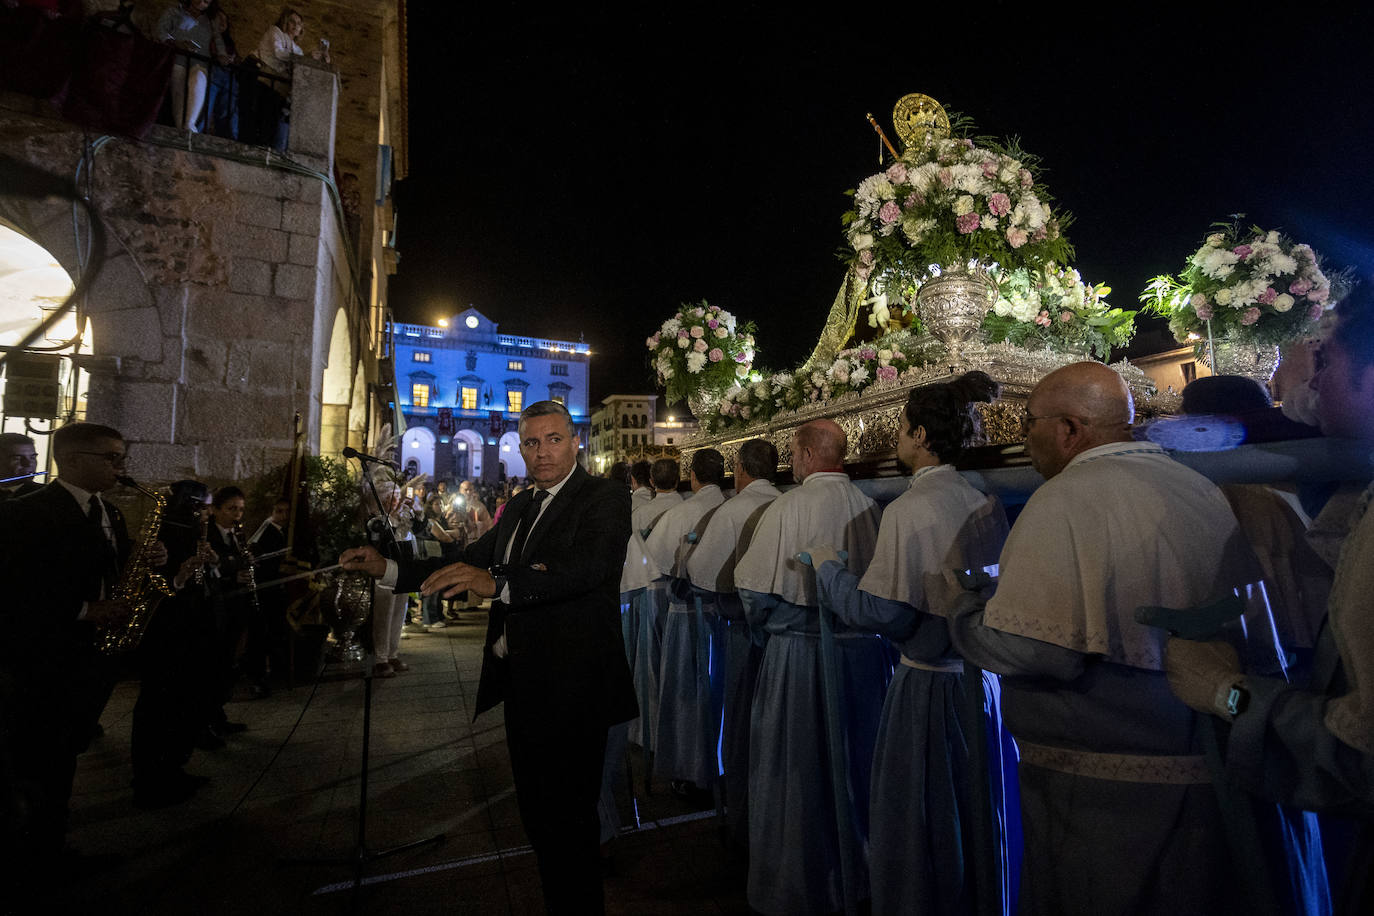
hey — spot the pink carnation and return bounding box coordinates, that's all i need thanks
[708,347,724,362]
[885,162,908,183]
[1019,169,1033,189]
[1032,226,1047,242]
[876,365,898,382]
[981,159,998,178]
[1240,307,1262,326]
[707,318,719,329]
[889,351,905,361]
[1232,244,1253,259]
[1006,227,1029,249]
[904,192,922,210]
[938,168,954,188]
[1308,303,1324,320]
[988,192,1011,216]
[955,211,981,234]
[1257,287,1277,305]
[879,201,901,224]
[1289,278,1313,296]
[677,329,690,339]
[859,348,877,360]
[1309,286,1330,304]
[1194,304,1214,320]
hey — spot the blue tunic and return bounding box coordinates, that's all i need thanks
[741,590,891,916]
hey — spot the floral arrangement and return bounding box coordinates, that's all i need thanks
[647,301,756,405]
[1141,222,1340,346]
[710,331,931,432]
[842,134,1074,316]
[983,264,1136,359]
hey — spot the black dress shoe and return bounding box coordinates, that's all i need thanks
[218,720,248,734]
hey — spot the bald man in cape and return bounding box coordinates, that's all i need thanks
[735,419,883,915]
[947,362,1258,915]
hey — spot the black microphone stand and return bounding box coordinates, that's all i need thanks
[280,452,444,909]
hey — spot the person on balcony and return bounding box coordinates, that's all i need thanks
[246,6,328,151]
[157,0,221,133]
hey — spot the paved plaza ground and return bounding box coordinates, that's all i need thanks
[46,611,751,915]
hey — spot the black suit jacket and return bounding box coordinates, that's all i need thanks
[397,464,637,740]
[0,480,132,669]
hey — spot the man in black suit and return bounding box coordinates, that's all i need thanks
[342,400,636,913]
[0,432,43,499]
[0,422,162,877]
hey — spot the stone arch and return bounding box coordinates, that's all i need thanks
[498,430,525,479]
[400,425,436,480]
[451,427,484,482]
[347,361,368,451]
[320,307,352,458]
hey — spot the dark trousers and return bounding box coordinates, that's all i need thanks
[506,716,609,915]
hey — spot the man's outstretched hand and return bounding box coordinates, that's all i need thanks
[339,545,386,578]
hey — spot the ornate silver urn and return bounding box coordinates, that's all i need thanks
[916,268,995,363]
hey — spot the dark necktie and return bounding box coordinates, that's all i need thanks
[506,489,549,564]
[88,495,119,597]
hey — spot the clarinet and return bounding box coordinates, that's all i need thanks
[232,521,261,615]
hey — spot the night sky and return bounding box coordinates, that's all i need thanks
[388,7,1374,407]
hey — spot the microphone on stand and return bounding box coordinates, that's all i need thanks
[341,446,390,464]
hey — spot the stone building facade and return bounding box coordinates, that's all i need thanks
[390,307,591,485]
[0,0,408,487]
[587,394,659,474]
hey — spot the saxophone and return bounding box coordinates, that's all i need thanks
[97,475,175,655]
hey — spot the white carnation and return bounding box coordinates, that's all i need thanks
[953,195,975,216]
[981,214,999,231]
[993,297,1014,317]
[686,351,707,373]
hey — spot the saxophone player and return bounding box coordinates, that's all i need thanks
[0,422,167,884]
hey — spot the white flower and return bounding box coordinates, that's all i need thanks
[850,232,875,251]
[661,318,681,334]
[686,351,707,373]
[1205,233,1226,248]
[856,175,895,202]
[714,326,728,339]
[677,336,690,348]
[752,381,769,399]
[993,297,1015,317]
[1273,293,1295,312]
[981,214,999,231]
[952,195,975,216]
[1215,287,1235,306]
[849,365,869,386]
[735,363,750,377]
[1010,299,1039,323]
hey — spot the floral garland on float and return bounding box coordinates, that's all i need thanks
[1140,220,1345,381]
[647,300,756,416]
[983,264,1135,360]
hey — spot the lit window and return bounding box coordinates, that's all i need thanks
[552,395,565,405]
[550,363,568,377]
[411,384,430,408]
[461,387,478,410]
[412,351,431,362]
[507,389,523,413]
[508,360,525,371]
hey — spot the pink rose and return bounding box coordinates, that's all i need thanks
[1059,311,1074,323]
[987,192,1011,216]
[690,325,704,338]
[876,365,898,382]
[1232,244,1253,259]
[1257,287,1277,305]
[1240,307,1261,326]
[885,162,908,183]
[879,201,901,224]
[1006,227,1029,249]
[904,192,922,210]
[708,348,723,362]
[956,211,981,234]
[694,338,708,352]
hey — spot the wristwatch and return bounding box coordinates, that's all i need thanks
[1223,680,1250,718]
